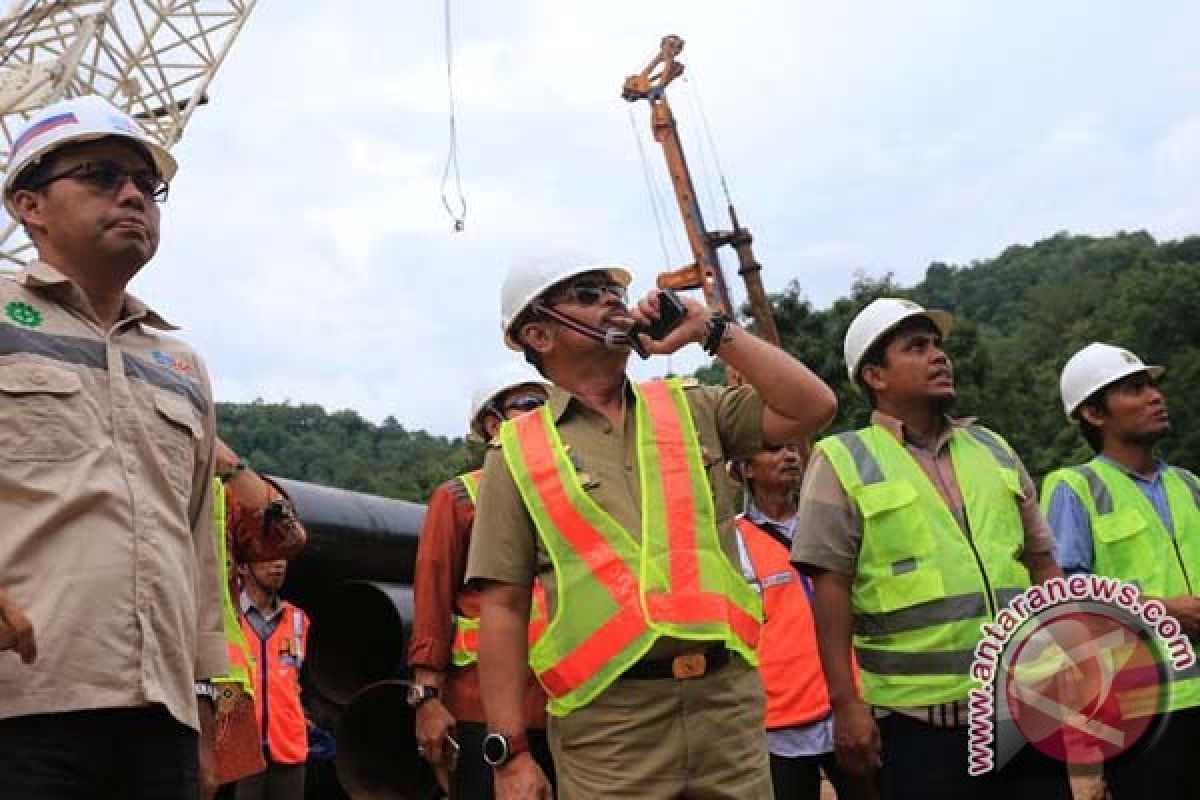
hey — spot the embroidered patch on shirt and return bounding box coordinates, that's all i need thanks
[5,300,42,328]
[152,349,194,376]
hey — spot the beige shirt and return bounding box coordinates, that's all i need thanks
[790,411,1055,577]
[0,261,226,731]
[466,380,764,660]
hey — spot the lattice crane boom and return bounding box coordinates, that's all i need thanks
[0,0,259,265]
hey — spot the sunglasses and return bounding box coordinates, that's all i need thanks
[551,280,627,306]
[488,394,545,423]
[31,159,169,203]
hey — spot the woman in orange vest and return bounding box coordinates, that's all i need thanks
[731,445,870,800]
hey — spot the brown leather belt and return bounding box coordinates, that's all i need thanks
[621,645,730,681]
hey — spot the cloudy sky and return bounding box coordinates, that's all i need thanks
[118,0,1200,436]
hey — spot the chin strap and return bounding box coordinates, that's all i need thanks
[532,300,644,355]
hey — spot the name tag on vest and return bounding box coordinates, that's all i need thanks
[760,571,794,589]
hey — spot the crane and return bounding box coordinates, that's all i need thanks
[0,0,260,265]
[622,34,781,349]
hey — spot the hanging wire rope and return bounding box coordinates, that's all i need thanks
[683,66,734,208]
[681,75,722,229]
[439,0,467,232]
[627,104,675,269]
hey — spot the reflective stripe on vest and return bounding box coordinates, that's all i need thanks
[459,469,482,504]
[736,517,832,728]
[451,582,550,667]
[213,478,254,693]
[500,378,761,716]
[242,604,309,764]
[1042,460,1200,712]
[817,424,1031,707]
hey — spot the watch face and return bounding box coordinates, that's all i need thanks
[406,684,424,706]
[482,733,508,766]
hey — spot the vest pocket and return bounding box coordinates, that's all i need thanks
[855,480,945,613]
[1094,508,1159,584]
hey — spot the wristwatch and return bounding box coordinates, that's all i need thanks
[482,731,529,768]
[406,683,440,709]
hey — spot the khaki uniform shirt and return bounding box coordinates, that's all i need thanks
[466,380,764,660]
[0,261,226,731]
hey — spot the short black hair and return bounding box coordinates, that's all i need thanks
[1075,388,1110,453]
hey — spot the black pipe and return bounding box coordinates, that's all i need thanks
[307,581,414,705]
[269,477,425,611]
[336,681,441,800]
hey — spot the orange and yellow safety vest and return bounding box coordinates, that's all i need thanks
[499,378,761,716]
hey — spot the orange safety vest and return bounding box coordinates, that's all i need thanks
[736,517,832,729]
[241,602,310,765]
[500,377,762,716]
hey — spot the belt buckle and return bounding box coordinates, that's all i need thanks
[672,652,707,680]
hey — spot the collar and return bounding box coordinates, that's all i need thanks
[239,588,281,617]
[870,409,977,453]
[17,260,176,330]
[545,379,636,424]
[1096,454,1167,485]
[744,497,798,543]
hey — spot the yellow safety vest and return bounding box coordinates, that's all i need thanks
[212,477,255,694]
[818,424,1031,707]
[1042,460,1200,712]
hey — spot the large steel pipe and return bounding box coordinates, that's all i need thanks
[272,477,426,598]
[307,581,414,706]
[336,681,440,800]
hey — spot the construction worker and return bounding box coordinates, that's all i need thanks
[236,557,310,800]
[1042,343,1200,799]
[208,439,309,798]
[0,95,227,797]
[408,366,555,798]
[467,256,837,800]
[728,445,864,800]
[791,298,1069,800]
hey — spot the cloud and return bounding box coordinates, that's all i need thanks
[106,0,1200,435]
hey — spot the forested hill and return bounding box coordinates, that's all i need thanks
[219,231,1200,500]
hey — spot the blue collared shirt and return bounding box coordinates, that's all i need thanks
[1046,456,1174,575]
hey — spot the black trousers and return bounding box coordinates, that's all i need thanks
[233,762,305,800]
[452,721,555,800]
[0,705,198,800]
[769,751,874,800]
[877,713,1071,800]
[1106,706,1200,800]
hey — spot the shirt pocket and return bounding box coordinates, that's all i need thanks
[0,361,91,462]
[151,390,202,497]
[1093,508,1159,589]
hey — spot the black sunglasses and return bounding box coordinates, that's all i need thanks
[488,394,545,421]
[30,159,168,203]
[552,280,627,307]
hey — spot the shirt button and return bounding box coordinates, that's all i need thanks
[30,371,45,386]
[602,424,613,434]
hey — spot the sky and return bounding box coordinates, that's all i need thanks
[109,0,1200,436]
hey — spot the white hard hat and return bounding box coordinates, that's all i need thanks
[4,95,178,215]
[844,297,953,381]
[468,363,548,439]
[501,254,632,350]
[1059,343,1164,417]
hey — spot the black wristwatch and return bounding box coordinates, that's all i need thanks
[406,683,440,709]
[482,731,530,768]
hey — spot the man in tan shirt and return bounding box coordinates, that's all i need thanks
[467,256,837,799]
[791,298,1067,799]
[0,96,226,798]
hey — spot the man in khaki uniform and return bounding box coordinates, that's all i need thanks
[467,256,837,799]
[0,96,226,798]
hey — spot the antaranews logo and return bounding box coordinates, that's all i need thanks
[967,575,1196,776]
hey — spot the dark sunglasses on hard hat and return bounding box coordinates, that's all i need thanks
[551,279,627,306]
[29,159,168,203]
[489,394,545,420]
